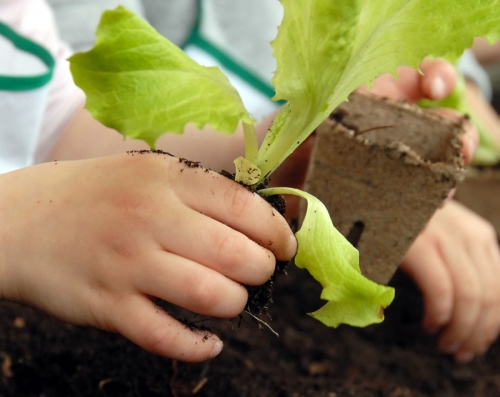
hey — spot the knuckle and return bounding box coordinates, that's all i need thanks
[215,234,245,274]
[189,275,221,313]
[483,223,497,242]
[432,307,453,327]
[142,322,177,353]
[481,291,498,309]
[125,192,152,217]
[213,234,275,284]
[106,233,139,261]
[189,273,247,318]
[253,250,275,284]
[224,185,253,219]
[432,283,453,304]
[458,287,480,308]
[110,190,153,227]
[456,279,481,310]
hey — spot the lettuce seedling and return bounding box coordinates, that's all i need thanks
[69,0,500,328]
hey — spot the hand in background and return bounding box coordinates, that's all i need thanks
[401,200,500,363]
[359,58,479,163]
[360,58,457,103]
[0,153,296,362]
[376,57,500,363]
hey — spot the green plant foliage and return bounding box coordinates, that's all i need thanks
[258,0,500,179]
[69,6,253,148]
[260,188,395,327]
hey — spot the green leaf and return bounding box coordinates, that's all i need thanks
[234,156,261,185]
[259,187,395,327]
[257,0,500,179]
[69,6,253,148]
[419,74,500,166]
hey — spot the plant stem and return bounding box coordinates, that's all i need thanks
[243,122,259,165]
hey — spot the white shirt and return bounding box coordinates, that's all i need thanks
[0,0,84,173]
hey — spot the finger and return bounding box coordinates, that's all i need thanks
[110,294,223,362]
[419,58,457,100]
[134,250,248,318]
[437,240,482,355]
[174,167,297,261]
[455,238,500,361]
[482,242,500,348]
[461,121,480,165]
[363,73,404,100]
[393,66,425,103]
[400,235,454,332]
[486,238,500,346]
[156,204,276,286]
[455,311,497,363]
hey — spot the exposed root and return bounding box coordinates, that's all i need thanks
[244,309,279,337]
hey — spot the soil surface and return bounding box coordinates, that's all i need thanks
[1,267,499,397]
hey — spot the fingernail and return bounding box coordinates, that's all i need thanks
[455,351,474,364]
[431,76,446,100]
[209,341,223,359]
[286,234,298,258]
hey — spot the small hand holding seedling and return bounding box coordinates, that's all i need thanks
[0,154,296,362]
[69,1,500,335]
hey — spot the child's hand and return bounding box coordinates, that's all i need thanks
[401,200,500,363]
[0,153,297,362]
[360,58,457,103]
[359,58,479,164]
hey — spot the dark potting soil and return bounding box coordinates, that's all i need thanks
[1,268,500,397]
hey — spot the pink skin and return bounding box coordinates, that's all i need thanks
[401,201,500,364]
[0,153,296,362]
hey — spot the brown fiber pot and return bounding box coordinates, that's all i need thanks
[303,90,466,284]
[455,166,500,237]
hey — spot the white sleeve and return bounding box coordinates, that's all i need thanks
[0,0,85,163]
[457,49,493,102]
[34,41,85,163]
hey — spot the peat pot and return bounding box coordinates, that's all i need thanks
[303,90,466,284]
